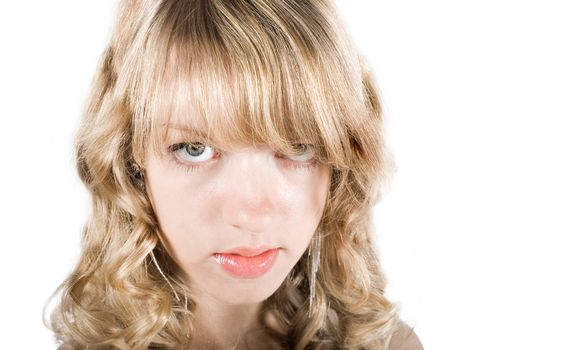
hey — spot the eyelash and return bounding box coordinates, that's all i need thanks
[167,142,318,173]
[167,142,217,173]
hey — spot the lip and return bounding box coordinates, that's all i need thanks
[213,247,279,279]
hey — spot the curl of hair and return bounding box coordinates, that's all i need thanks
[46,1,402,349]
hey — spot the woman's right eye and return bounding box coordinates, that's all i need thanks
[169,142,217,164]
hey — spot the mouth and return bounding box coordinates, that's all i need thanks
[213,247,279,279]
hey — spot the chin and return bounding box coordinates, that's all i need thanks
[215,276,284,305]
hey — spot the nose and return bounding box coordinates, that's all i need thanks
[221,147,277,234]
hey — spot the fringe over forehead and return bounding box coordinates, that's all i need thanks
[110,0,381,169]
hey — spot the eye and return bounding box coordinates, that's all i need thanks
[281,144,315,162]
[171,142,216,164]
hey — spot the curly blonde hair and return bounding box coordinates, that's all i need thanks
[46,0,402,348]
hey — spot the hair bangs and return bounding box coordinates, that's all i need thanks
[129,0,365,169]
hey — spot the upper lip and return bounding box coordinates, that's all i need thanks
[217,246,278,257]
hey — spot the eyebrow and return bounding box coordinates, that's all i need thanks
[164,122,204,130]
[163,123,216,142]
[165,123,208,134]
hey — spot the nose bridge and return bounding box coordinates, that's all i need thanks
[228,146,272,190]
[221,147,277,233]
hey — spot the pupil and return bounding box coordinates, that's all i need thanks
[295,144,307,153]
[186,143,205,156]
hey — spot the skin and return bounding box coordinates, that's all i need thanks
[144,126,330,349]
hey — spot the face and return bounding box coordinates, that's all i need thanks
[144,125,330,306]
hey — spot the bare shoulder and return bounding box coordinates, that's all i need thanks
[389,320,424,350]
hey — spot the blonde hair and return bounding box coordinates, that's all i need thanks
[46,0,401,348]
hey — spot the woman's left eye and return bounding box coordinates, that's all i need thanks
[281,144,315,162]
[170,142,217,164]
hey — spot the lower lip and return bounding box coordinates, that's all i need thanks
[213,249,279,279]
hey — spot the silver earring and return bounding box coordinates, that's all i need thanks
[149,251,188,313]
[308,231,321,317]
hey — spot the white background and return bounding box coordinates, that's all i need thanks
[1,1,584,349]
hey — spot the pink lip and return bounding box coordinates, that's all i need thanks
[213,247,279,279]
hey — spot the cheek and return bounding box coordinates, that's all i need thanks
[297,177,328,222]
[145,165,216,263]
[281,166,330,245]
[306,165,330,216]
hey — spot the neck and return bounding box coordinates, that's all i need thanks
[190,296,264,349]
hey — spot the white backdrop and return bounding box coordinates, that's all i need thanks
[1,1,583,349]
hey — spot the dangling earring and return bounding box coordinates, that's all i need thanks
[308,231,321,317]
[149,251,188,313]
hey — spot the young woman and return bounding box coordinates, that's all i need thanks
[47,0,423,349]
